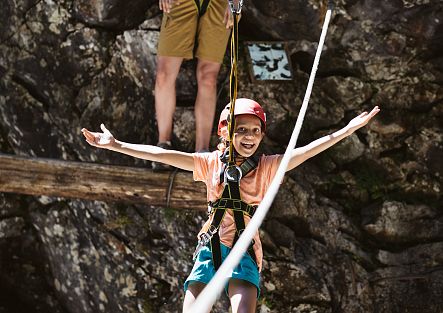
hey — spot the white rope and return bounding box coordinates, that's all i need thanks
[189,5,334,313]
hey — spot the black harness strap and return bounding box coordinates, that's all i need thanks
[219,154,259,184]
[209,206,226,270]
[208,181,234,270]
[232,208,257,266]
[193,0,211,17]
[200,156,259,270]
[227,168,257,266]
[199,0,211,16]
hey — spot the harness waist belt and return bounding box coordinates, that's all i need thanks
[208,199,257,217]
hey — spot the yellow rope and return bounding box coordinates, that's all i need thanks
[227,12,239,163]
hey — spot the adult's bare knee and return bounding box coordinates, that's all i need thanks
[196,63,220,90]
[198,73,217,89]
[155,57,182,90]
[155,68,176,90]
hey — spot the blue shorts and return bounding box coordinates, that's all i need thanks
[184,243,260,297]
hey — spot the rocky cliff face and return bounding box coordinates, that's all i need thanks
[1,0,442,312]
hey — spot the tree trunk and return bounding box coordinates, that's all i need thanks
[0,153,207,210]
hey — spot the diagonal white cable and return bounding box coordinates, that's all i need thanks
[189,4,334,313]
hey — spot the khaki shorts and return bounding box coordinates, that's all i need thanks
[157,0,231,63]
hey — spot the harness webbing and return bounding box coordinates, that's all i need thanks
[194,155,258,270]
[208,208,226,269]
[192,154,258,263]
[208,199,257,216]
[208,166,257,270]
[219,153,258,183]
[193,0,211,17]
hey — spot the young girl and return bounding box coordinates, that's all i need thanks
[81,98,379,313]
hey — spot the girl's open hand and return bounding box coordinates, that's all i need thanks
[346,106,380,133]
[81,124,115,149]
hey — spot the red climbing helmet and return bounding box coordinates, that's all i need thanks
[217,98,267,135]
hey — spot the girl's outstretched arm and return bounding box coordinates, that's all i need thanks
[286,106,380,171]
[81,124,195,171]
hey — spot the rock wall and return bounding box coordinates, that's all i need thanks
[1,0,442,312]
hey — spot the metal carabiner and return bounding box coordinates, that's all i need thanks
[193,225,219,260]
[223,164,243,185]
[228,0,243,14]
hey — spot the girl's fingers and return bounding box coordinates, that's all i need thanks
[100,124,114,137]
[82,128,97,139]
[82,131,92,141]
[82,129,102,144]
[369,107,380,117]
[83,131,96,142]
[85,139,97,146]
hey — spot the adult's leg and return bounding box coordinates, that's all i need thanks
[155,56,184,143]
[182,282,211,313]
[228,279,257,313]
[194,58,222,151]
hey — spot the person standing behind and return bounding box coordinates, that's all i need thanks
[154,0,233,167]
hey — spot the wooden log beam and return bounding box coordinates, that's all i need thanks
[0,153,207,210]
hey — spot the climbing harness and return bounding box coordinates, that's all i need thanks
[190,1,336,311]
[206,165,258,270]
[193,151,260,268]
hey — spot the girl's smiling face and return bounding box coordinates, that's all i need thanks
[232,114,264,158]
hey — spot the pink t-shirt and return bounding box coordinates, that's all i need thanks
[193,151,281,272]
